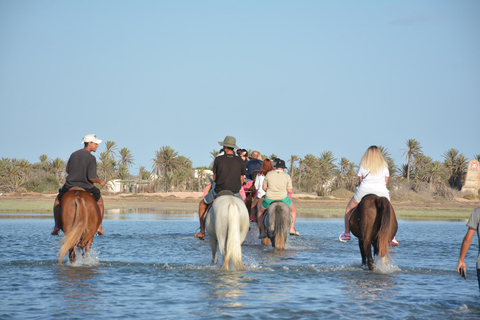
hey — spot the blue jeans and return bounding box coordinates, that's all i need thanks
[203,182,242,204]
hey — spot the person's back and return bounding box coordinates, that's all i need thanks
[214,153,246,194]
[264,169,292,200]
[246,151,263,179]
[64,149,98,189]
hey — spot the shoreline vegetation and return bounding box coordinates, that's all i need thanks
[1,191,479,221]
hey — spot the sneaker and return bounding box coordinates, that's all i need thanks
[391,236,399,246]
[339,232,351,242]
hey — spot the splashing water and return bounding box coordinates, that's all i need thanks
[66,249,101,267]
[374,256,401,273]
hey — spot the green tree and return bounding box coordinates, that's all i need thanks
[50,157,66,183]
[99,151,116,182]
[119,147,135,168]
[118,164,129,180]
[443,148,468,189]
[378,145,398,176]
[402,139,422,182]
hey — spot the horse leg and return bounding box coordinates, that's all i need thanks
[366,244,374,271]
[209,237,218,264]
[358,239,367,266]
[69,249,76,262]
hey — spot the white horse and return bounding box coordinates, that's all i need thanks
[264,201,292,251]
[205,194,250,270]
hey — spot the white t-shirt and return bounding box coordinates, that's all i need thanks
[255,174,266,198]
[353,165,390,202]
[357,165,389,189]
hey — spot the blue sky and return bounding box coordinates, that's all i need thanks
[1,0,478,174]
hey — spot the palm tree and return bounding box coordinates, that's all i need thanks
[378,145,398,176]
[152,146,180,179]
[118,164,129,180]
[288,155,299,178]
[16,159,31,184]
[105,141,118,161]
[402,139,422,182]
[99,151,116,181]
[50,158,66,182]
[426,161,445,190]
[475,154,480,162]
[119,147,135,168]
[443,148,468,189]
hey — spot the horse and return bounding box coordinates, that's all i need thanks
[244,170,259,222]
[205,192,250,270]
[264,201,292,251]
[349,194,398,271]
[57,187,102,265]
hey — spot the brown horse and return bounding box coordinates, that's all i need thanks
[349,194,397,271]
[57,188,102,264]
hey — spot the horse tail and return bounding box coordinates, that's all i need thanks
[221,202,244,271]
[273,205,288,251]
[375,197,392,259]
[58,194,89,264]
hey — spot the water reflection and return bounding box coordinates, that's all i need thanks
[56,266,101,310]
[105,208,195,220]
[341,269,398,301]
[203,271,251,312]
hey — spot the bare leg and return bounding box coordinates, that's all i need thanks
[96,196,105,235]
[289,201,297,234]
[52,196,61,235]
[194,200,207,239]
[344,197,358,234]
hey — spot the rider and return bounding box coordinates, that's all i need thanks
[194,136,247,239]
[456,206,480,293]
[246,150,263,180]
[257,159,299,238]
[51,134,106,235]
[251,158,274,225]
[339,145,398,245]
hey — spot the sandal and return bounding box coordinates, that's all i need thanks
[289,230,300,236]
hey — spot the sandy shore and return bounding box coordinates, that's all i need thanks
[1,191,479,220]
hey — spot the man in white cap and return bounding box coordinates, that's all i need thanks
[51,134,107,235]
[194,135,247,239]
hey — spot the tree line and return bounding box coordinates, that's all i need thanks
[0,139,478,198]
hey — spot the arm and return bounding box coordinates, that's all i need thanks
[385,177,389,185]
[90,177,106,187]
[287,188,293,194]
[457,228,476,274]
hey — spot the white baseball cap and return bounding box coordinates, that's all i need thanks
[82,134,102,144]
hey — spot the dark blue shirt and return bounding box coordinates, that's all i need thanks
[246,158,263,179]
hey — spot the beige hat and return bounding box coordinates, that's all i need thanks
[218,136,238,149]
[82,134,102,144]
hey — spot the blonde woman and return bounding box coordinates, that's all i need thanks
[339,146,399,245]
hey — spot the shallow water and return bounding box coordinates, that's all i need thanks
[0,212,479,319]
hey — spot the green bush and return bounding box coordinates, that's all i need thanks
[463,194,476,200]
[25,174,60,193]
